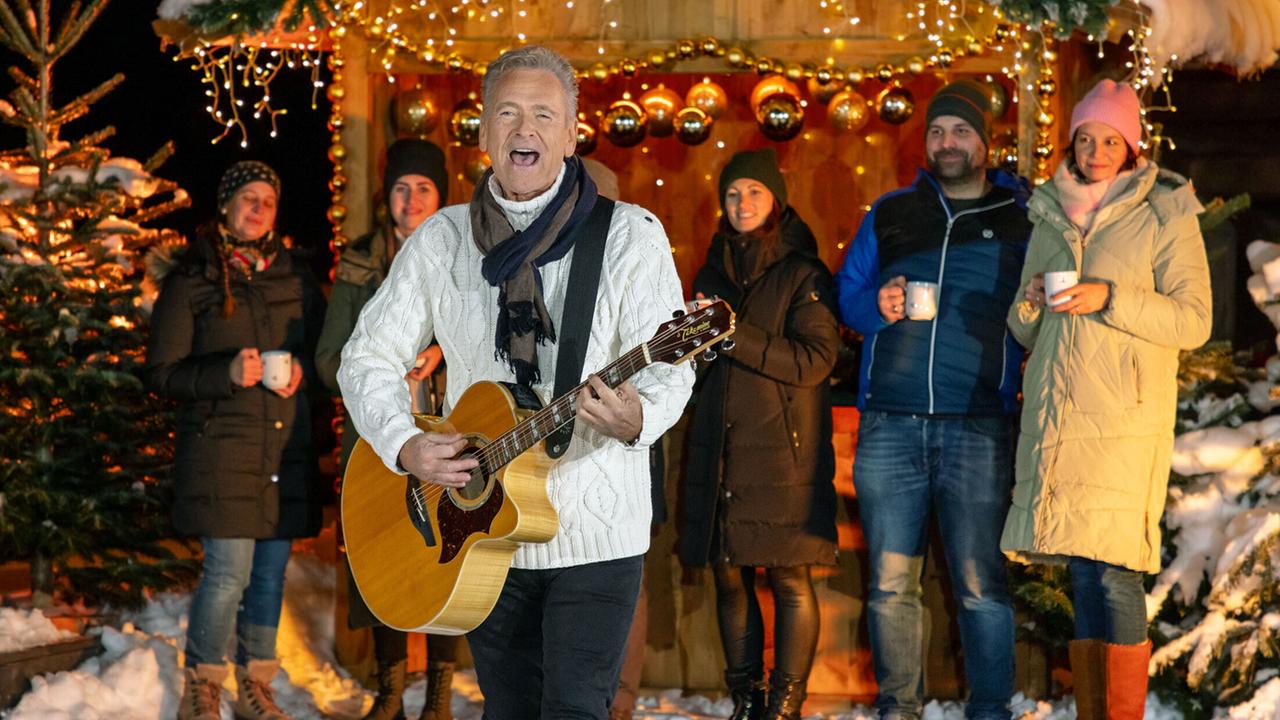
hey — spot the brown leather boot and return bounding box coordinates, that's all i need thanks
[419,661,454,720]
[1068,639,1106,720]
[234,659,290,720]
[179,664,226,720]
[362,659,407,720]
[1105,641,1151,720]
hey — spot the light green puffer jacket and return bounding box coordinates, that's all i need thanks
[1000,162,1212,573]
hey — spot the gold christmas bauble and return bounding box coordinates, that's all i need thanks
[700,37,720,56]
[815,66,834,85]
[750,75,801,114]
[601,100,647,147]
[328,143,348,162]
[464,151,491,184]
[988,132,1018,170]
[988,81,1010,119]
[875,64,895,83]
[648,50,669,68]
[756,94,804,141]
[1037,78,1057,96]
[327,84,345,102]
[845,67,866,85]
[906,56,927,75]
[1033,142,1055,159]
[677,39,696,58]
[640,86,683,137]
[936,49,954,68]
[576,120,598,156]
[393,87,440,137]
[877,87,915,124]
[726,47,748,68]
[784,63,806,82]
[828,90,869,132]
[807,76,843,105]
[448,100,483,146]
[590,63,609,82]
[686,80,728,119]
[330,173,347,191]
[674,107,713,145]
[755,57,776,75]
[620,59,638,77]
[327,204,347,223]
[446,54,466,72]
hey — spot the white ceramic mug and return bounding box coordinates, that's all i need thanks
[261,351,293,391]
[905,281,939,321]
[1044,271,1079,308]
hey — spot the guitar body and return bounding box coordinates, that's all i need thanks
[342,381,559,635]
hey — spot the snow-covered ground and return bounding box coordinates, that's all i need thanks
[3,546,1188,719]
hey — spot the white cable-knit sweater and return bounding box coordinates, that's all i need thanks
[338,169,695,570]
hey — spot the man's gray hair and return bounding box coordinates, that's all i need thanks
[481,46,579,124]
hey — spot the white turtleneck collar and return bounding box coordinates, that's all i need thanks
[487,163,568,233]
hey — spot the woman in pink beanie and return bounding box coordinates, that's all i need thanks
[1001,78,1212,719]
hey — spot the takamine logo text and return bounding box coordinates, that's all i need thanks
[678,321,711,342]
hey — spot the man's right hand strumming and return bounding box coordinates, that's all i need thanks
[397,432,478,487]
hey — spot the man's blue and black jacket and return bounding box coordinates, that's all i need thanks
[835,168,1033,416]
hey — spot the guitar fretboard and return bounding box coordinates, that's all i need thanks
[475,344,650,472]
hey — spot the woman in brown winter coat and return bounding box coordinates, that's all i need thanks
[1002,80,1211,719]
[680,148,840,720]
[147,161,324,720]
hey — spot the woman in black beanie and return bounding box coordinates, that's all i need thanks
[680,148,840,720]
[315,138,459,720]
[147,160,326,720]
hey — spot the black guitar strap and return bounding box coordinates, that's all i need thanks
[545,196,615,459]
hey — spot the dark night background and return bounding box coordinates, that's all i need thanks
[0,2,334,275]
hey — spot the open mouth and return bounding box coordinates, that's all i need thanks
[510,149,540,167]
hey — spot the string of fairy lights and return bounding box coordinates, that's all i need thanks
[163,0,1174,249]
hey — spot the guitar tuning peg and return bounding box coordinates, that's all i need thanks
[701,348,717,362]
[672,309,685,318]
[720,339,735,352]
[689,358,697,372]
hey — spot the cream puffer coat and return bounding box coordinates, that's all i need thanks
[1000,162,1211,573]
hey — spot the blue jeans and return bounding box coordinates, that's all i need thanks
[467,555,643,719]
[185,537,292,667]
[853,412,1015,720]
[1069,557,1147,645]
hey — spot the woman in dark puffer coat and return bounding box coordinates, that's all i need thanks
[146,161,324,720]
[680,148,840,720]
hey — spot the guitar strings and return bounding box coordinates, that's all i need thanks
[404,310,728,509]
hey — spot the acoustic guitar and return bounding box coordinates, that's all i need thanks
[342,300,736,635]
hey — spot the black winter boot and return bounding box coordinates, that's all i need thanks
[763,672,806,720]
[361,659,406,720]
[724,669,768,720]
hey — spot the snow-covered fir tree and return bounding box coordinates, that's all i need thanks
[0,0,196,609]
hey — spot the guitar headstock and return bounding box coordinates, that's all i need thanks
[647,300,736,366]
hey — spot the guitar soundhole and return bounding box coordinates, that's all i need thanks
[456,451,488,501]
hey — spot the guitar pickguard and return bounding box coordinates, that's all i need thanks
[436,473,505,563]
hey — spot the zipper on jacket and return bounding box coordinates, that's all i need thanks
[926,192,1018,414]
[864,334,878,402]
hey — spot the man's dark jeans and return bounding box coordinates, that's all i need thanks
[468,554,644,719]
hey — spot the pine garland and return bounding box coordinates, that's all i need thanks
[180,0,333,35]
[986,0,1119,37]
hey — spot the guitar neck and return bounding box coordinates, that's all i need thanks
[479,344,651,470]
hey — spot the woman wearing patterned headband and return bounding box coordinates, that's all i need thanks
[146,160,326,720]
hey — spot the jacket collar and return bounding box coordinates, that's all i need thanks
[913,167,1031,212]
[1028,161,1160,235]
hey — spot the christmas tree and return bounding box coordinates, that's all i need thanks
[0,0,197,610]
[1147,221,1280,714]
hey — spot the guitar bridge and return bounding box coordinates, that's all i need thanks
[404,476,438,548]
